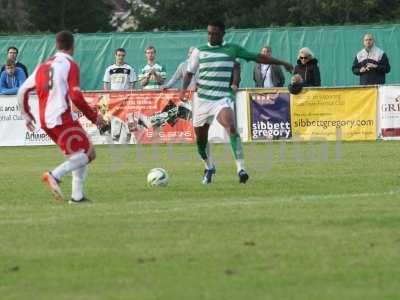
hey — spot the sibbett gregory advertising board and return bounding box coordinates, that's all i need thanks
[290,87,377,141]
[247,90,291,141]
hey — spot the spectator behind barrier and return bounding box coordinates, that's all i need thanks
[1,46,28,78]
[253,46,285,88]
[103,47,137,91]
[138,46,166,90]
[102,48,137,144]
[162,47,198,91]
[294,47,321,87]
[352,33,391,85]
[0,59,26,95]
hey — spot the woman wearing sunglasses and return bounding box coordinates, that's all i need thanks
[294,47,321,87]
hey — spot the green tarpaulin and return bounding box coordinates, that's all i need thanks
[1,24,399,90]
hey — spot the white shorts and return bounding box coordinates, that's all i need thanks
[192,98,232,127]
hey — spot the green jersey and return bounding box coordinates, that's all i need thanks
[187,42,258,101]
[138,62,166,90]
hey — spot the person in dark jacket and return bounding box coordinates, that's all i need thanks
[253,46,285,88]
[294,47,321,87]
[352,33,390,85]
[0,46,28,78]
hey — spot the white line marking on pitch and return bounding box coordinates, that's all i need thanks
[129,189,400,215]
[1,189,398,225]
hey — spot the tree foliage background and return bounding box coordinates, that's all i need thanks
[131,0,400,31]
[0,0,113,33]
[24,0,113,33]
[0,0,400,33]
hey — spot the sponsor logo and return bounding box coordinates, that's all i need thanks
[25,129,52,143]
[382,95,400,112]
[252,121,291,139]
[251,93,278,105]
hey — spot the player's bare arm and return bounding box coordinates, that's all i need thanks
[231,62,241,91]
[256,54,294,73]
[179,72,194,100]
[17,70,37,131]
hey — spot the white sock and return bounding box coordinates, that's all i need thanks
[203,143,214,169]
[71,166,87,201]
[235,159,245,173]
[51,152,89,181]
[204,159,214,170]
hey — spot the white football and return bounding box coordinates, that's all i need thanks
[147,168,169,187]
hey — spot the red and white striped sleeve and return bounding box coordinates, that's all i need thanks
[17,67,37,123]
[67,60,98,124]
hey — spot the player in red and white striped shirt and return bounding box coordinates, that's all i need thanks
[18,31,107,203]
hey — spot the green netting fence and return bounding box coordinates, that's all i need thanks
[1,24,399,90]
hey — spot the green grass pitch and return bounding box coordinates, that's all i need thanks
[1,141,399,300]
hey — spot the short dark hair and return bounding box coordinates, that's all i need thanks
[115,48,126,54]
[56,31,74,51]
[145,46,156,53]
[5,59,15,67]
[7,46,18,54]
[208,20,225,33]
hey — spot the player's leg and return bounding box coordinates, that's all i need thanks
[70,142,96,203]
[193,99,216,184]
[43,121,95,202]
[49,123,94,181]
[195,124,210,165]
[195,124,216,184]
[216,107,249,183]
[71,166,87,201]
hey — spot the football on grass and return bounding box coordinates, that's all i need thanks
[147,168,169,187]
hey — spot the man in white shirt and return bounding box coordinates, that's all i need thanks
[103,48,136,90]
[103,48,137,143]
[253,46,285,88]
